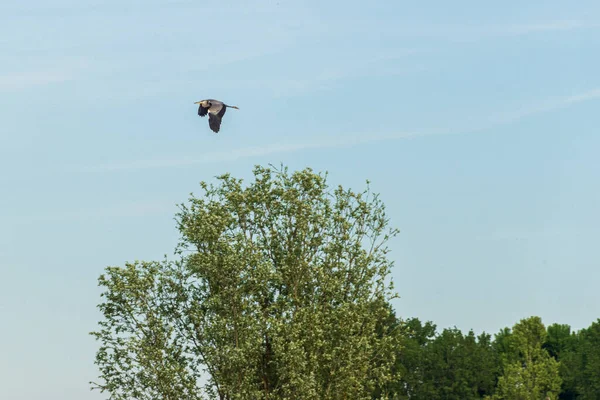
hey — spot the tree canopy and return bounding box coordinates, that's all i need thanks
[91,165,401,400]
[89,164,600,400]
[488,316,561,400]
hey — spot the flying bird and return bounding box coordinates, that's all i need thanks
[194,99,239,133]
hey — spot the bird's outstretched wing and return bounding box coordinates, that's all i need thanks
[208,113,222,133]
[198,103,208,117]
[218,106,227,118]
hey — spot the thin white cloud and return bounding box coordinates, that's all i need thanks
[87,132,421,172]
[477,226,596,242]
[442,19,594,43]
[0,71,71,90]
[0,58,89,91]
[496,20,589,36]
[330,19,595,42]
[563,88,600,104]
[485,87,600,126]
[12,200,174,222]
[87,86,600,172]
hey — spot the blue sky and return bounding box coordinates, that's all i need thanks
[1,1,599,398]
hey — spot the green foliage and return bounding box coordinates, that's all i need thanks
[380,316,600,400]
[543,323,579,399]
[387,319,497,400]
[91,165,401,399]
[89,164,600,400]
[374,317,437,398]
[574,319,600,399]
[90,261,203,400]
[544,324,573,360]
[488,317,561,400]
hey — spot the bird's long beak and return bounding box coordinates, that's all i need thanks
[193,101,201,104]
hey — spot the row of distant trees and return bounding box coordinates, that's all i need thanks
[379,314,600,399]
[90,165,599,399]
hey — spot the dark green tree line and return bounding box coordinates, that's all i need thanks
[380,315,599,400]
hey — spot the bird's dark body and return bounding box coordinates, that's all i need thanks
[195,99,237,133]
[197,103,208,117]
[209,107,226,133]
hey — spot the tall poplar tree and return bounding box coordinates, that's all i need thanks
[91,165,401,400]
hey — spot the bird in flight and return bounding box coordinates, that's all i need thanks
[194,99,239,133]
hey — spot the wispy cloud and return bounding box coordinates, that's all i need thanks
[87,132,421,172]
[221,53,421,99]
[494,20,591,36]
[562,88,600,104]
[335,19,596,42]
[87,86,600,172]
[0,58,89,91]
[453,19,596,43]
[485,87,600,126]
[443,19,596,43]
[0,71,71,91]
[11,200,174,222]
[476,226,597,242]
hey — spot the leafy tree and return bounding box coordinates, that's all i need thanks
[419,328,497,400]
[488,316,561,400]
[391,318,438,399]
[493,327,519,368]
[465,331,499,398]
[91,165,401,400]
[574,319,600,399]
[543,323,579,400]
[544,324,573,360]
[388,320,497,400]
